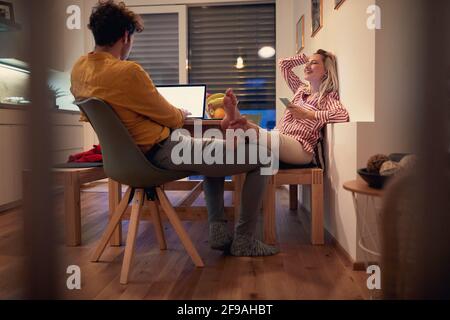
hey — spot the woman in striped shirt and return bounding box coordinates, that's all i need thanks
[222,49,350,165]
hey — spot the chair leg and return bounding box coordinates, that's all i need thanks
[148,199,167,250]
[91,187,132,262]
[156,188,204,267]
[120,189,144,284]
[108,179,123,246]
[263,177,277,245]
[289,184,298,210]
[311,169,324,245]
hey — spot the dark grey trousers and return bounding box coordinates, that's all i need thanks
[146,135,270,237]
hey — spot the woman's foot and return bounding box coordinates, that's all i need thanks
[221,88,241,130]
[230,234,280,257]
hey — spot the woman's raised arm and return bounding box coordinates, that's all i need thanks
[278,54,309,94]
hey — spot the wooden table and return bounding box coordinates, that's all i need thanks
[343,179,384,259]
[343,180,384,198]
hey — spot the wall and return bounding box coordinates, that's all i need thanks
[293,0,376,122]
[357,0,424,167]
[275,0,296,122]
[292,0,375,260]
[293,0,425,262]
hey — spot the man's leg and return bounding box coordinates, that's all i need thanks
[148,136,279,256]
[230,168,280,256]
[203,176,233,250]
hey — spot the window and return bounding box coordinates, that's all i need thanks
[127,4,276,128]
[128,6,188,85]
[188,4,276,128]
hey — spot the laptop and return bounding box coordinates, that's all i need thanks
[156,84,207,119]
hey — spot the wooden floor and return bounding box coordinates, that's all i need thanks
[0,186,370,300]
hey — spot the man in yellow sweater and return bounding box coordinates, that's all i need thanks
[71,0,278,256]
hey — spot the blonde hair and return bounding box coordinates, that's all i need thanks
[312,49,340,108]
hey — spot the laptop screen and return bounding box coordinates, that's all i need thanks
[156,85,206,119]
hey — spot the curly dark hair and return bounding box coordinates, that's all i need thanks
[88,0,144,47]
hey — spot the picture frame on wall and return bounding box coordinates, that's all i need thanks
[334,0,346,10]
[0,1,14,22]
[296,15,305,53]
[311,0,323,37]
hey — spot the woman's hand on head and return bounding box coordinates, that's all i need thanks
[287,103,315,121]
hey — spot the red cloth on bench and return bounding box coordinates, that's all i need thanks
[68,145,103,163]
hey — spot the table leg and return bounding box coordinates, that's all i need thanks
[108,179,122,246]
[65,172,81,246]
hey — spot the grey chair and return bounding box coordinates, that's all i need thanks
[77,98,204,285]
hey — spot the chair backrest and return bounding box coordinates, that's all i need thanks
[76,98,192,188]
[313,128,327,172]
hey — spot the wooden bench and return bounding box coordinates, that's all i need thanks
[261,135,327,246]
[23,164,107,246]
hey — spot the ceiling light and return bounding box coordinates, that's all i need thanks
[258,46,276,59]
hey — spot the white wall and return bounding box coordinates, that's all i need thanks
[275,0,296,122]
[357,0,424,167]
[292,0,426,262]
[292,0,375,260]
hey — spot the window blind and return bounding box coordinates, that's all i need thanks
[128,13,179,85]
[188,4,276,110]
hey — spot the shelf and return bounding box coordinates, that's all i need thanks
[0,17,21,32]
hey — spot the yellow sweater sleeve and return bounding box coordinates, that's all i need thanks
[123,63,184,129]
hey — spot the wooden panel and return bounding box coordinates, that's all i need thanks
[0,109,26,125]
[275,174,312,186]
[51,113,82,126]
[53,125,84,152]
[0,124,26,206]
[0,109,85,207]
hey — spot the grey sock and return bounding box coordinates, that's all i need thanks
[209,222,233,251]
[230,234,280,257]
